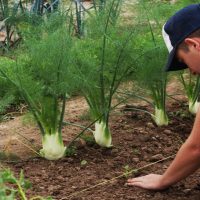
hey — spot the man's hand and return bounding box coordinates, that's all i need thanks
[127,174,167,190]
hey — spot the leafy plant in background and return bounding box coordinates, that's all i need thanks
[72,0,122,37]
[179,71,200,114]
[73,0,86,37]
[0,0,64,53]
[72,0,136,147]
[31,0,60,15]
[0,0,28,52]
[0,70,15,116]
[0,18,76,160]
[137,0,200,26]
[0,168,52,200]
[92,0,121,18]
[0,56,21,120]
[92,0,106,12]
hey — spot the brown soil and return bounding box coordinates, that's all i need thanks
[1,91,200,200]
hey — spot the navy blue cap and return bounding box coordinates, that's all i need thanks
[162,4,200,71]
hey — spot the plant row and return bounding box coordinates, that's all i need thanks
[0,0,199,161]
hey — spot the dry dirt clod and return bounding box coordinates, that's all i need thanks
[138,135,151,142]
[132,157,139,163]
[74,139,87,149]
[146,122,155,129]
[163,129,172,135]
[183,188,192,194]
[149,154,164,162]
[154,192,164,199]
[111,148,119,154]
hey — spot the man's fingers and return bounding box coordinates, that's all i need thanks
[127,182,144,188]
[127,177,143,183]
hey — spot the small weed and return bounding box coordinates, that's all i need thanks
[6,153,20,161]
[171,110,194,119]
[123,165,139,178]
[79,110,91,121]
[0,152,7,160]
[0,169,52,199]
[132,148,140,155]
[0,152,20,161]
[123,165,131,178]
[80,134,95,145]
[65,146,77,157]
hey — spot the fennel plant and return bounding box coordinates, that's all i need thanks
[126,1,169,126]
[72,0,136,147]
[133,46,169,126]
[0,26,75,160]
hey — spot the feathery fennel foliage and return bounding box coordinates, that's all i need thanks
[134,46,169,126]
[137,0,200,25]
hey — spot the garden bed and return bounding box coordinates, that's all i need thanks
[1,94,200,200]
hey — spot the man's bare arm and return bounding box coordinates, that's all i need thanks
[127,108,200,190]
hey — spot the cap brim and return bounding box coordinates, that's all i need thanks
[165,47,188,72]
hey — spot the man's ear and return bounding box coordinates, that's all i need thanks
[184,38,200,50]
